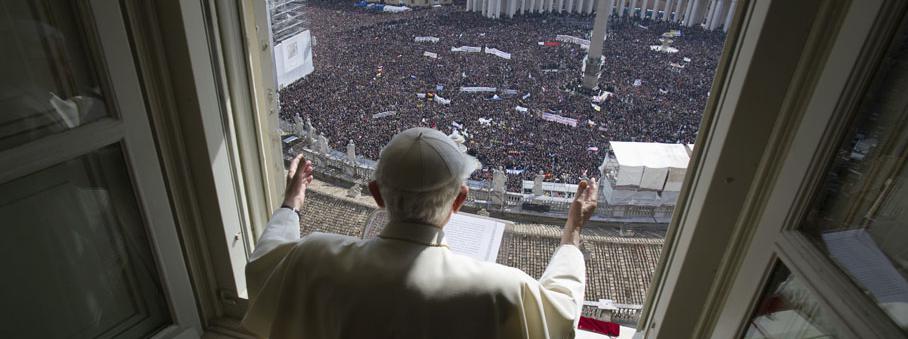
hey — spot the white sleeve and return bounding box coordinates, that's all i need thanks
[538,244,586,328]
[513,244,587,338]
[243,208,302,338]
[250,208,301,261]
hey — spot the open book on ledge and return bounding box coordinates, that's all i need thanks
[363,211,509,262]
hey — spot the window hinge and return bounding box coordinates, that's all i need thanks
[218,289,239,305]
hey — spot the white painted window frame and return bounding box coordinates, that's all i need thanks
[0,0,203,337]
[123,0,286,329]
[706,0,908,337]
[129,0,908,337]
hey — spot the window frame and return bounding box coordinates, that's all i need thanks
[706,0,908,337]
[635,0,846,337]
[125,0,904,337]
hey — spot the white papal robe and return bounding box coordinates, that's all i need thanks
[243,208,586,339]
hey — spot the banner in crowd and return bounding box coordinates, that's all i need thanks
[434,95,451,105]
[515,106,528,113]
[372,111,396,119]
[661,30,683,38]
[478,117,493,126]
[592,90,614,103]
[451,121,464,129]
[414,36,440,43]
[555,35,591,48]
[633,79,643,87]
[484,47,511,60]
[381,5,410,12]
[451,46,482,53]
[423,51,438,59]
[506,169,524,175]
[649,45,679,53]
[541,112,578,127]
[460,86,497,92]
[501,89,518,96]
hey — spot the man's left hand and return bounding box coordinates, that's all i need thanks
[283,154,314,211]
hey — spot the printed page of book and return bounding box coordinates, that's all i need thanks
[361,211,507,262]
[442,212,507,262]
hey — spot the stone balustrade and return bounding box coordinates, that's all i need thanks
[285,139,674,223]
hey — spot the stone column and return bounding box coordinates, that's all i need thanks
[582,0,611,91]
[682,0,694,25]
[662,0,672,21]
[703,0,714,28]
[709,0,726,30]
[605,0,615,18]
[618,0,626,17]
[687,0,703,26]
[639,0,647,19]
[673,0,684,22]
[696,0,710,26]
[723,0,736,32]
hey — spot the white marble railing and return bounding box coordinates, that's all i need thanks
[286,139,673,223]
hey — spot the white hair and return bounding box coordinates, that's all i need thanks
[374,168,466,227]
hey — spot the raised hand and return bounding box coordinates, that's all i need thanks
[562,178,598,246]
[283,154,314,211]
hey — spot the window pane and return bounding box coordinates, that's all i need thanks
[0,144,171,338]
[742,264,839,339]
[0,0,110,150]
[271,0,731,328]
[799,20,908,332]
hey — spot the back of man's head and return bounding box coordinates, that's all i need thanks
[372,127,480,226]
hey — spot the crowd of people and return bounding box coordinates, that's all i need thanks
[279,1,725,190]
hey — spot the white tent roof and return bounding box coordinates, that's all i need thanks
[608,142,691,192]
[610,142,690,169]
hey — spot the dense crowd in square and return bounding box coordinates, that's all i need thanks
[280,1,724,190]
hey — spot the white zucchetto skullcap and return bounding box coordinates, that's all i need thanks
[376,127,481,192]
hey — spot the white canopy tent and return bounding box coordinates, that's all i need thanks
[606,142,690,192]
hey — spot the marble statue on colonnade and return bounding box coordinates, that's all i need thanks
[292,114,305,137]
[492,166,507,193]
[317,133,330,154]
[346,139,356,163]
[533,170,545,196]
[306,118,317,147]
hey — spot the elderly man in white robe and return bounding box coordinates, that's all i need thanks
[243,127,598,339]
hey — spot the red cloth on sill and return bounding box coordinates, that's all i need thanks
[578,317,620,336]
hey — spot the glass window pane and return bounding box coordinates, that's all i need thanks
[0,0,110,150]
[269,0,730,328]
[742,263,840,339]
[0,144,171,338]
[799,19,908,333]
